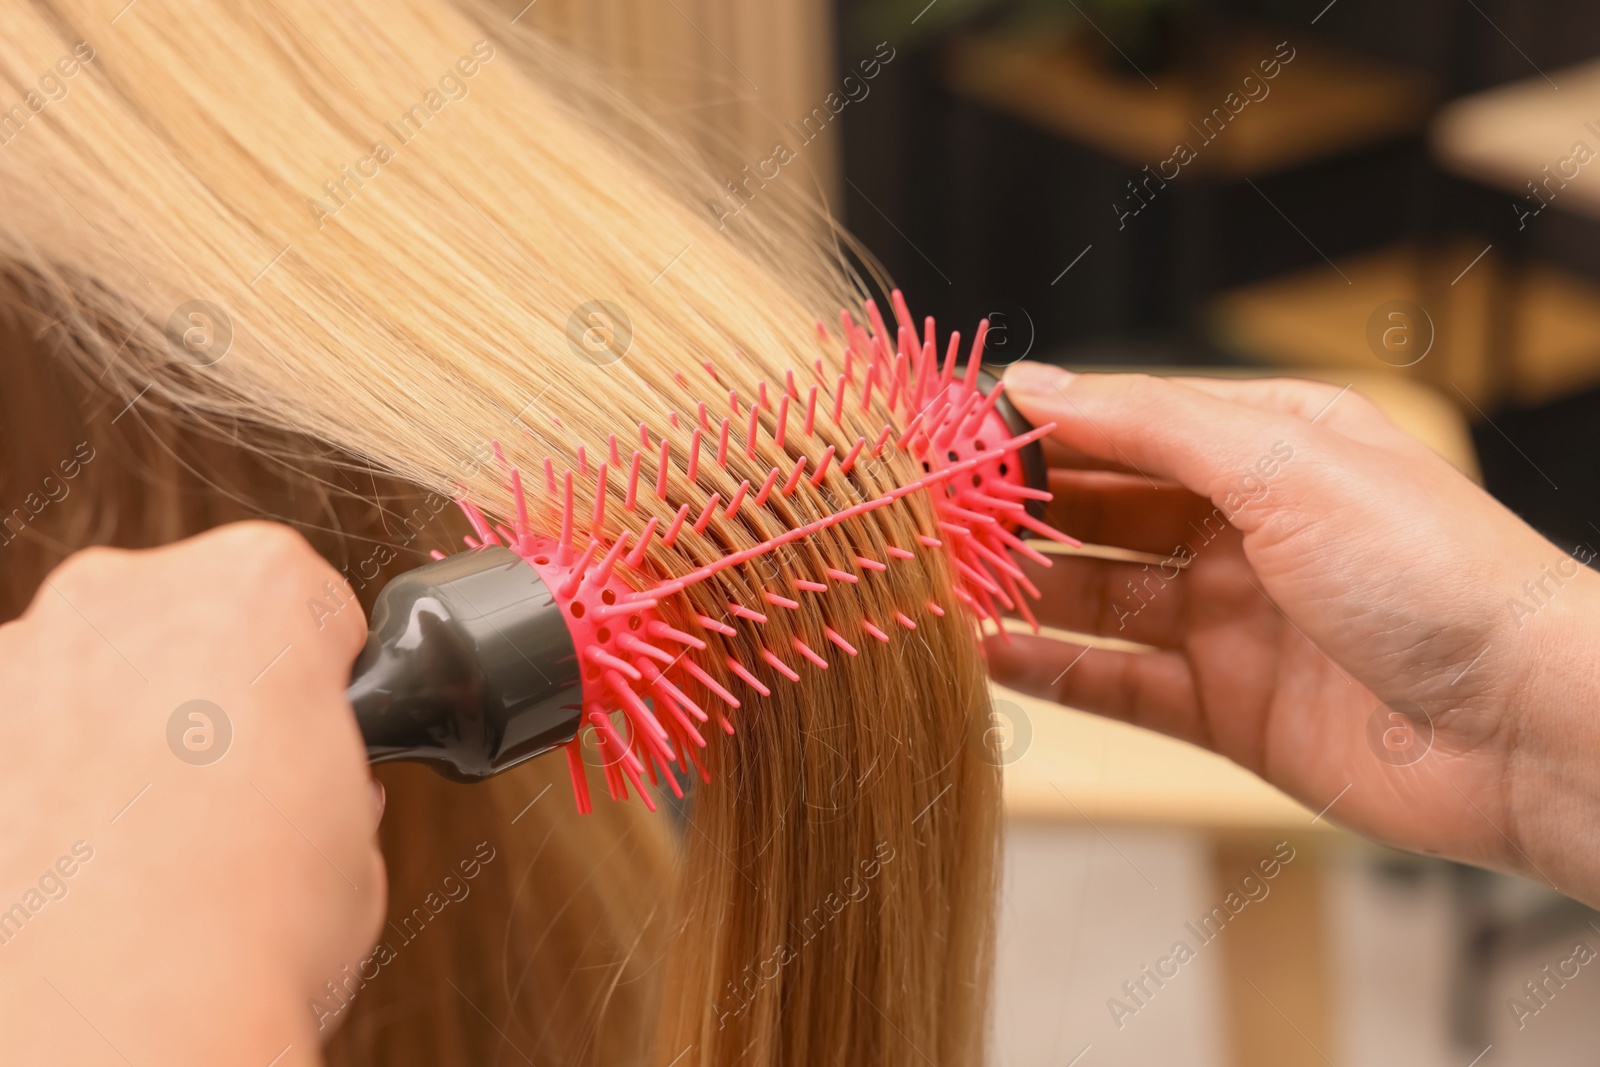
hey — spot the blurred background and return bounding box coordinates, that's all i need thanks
[518,0,1600,1062]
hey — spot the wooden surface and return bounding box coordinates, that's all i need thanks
[945,30,1434,176]
[1214,837,1337,1067]
[1209,240,1600,410]
[1433,58,1600,219]
[1000,682,1320,830]
[999,366,1478,831]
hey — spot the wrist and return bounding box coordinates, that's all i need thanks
[0,945,323,1065]
[1502,568,1600,906]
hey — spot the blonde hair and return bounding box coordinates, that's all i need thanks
[0,2,1001,1064]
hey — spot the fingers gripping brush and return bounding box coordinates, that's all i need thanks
[346,291,1078,811]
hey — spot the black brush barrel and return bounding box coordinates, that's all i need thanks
[347,546,583,781]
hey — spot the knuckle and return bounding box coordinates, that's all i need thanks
[1269,376,1336,397]
[1343,389,1383,420]
[215,520,319,568]
[1298,380,1346,408]
[203,524,363,650]
[42,545,128,603]
[215,522,332,593]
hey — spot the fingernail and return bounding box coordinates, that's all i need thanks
[371,779,386,824]
[1004,361,1072,397]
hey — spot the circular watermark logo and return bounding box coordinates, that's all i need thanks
[165,300,233,367]
[1364,300,1433,368]
[1365,700,1434,766]
[578,710,633,772]
[166,699,232,766]
[978,301,1035,366]
[969,697,1032,767]
[565,300,633,366]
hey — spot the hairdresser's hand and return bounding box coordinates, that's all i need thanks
[0,523,383,1067]
[989,363,1600,905]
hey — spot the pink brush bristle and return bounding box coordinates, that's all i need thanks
[459,291,1076,811]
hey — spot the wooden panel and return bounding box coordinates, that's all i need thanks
[1209,241,1600,410]
[945,30,1434,178]
[1214,837,1337,1067]
[1433,59,1600,221]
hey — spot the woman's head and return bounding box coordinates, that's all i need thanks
[0,2,1007,1062]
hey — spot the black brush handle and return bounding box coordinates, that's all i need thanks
[347,546,583,782]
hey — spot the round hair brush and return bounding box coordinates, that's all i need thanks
[347,292,1076,811]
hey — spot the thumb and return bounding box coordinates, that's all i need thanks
[1003,362,1320,507]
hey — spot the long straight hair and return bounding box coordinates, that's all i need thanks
[0,3,1000,1063]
